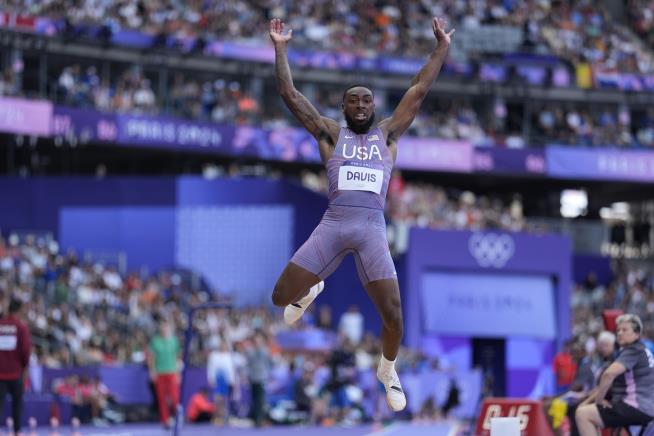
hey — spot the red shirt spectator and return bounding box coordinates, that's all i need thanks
[186,389,215,422]
[0,299,31,380]
[0,298,32,434]
[553,340,577,393]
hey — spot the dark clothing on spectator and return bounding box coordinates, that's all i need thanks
[610,341,654,418]
[0,378,23,433]
[0,313,32,433]
[250,382,265,427]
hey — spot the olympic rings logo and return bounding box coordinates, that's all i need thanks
[468,232,515,268]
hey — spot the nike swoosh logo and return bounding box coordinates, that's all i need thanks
[345,135,354,138]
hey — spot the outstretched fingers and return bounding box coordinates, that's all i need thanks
[432,16,455,41]
[270,18,292,40]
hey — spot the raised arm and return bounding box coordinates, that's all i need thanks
[270,19,339,147]
[381,17,455,146]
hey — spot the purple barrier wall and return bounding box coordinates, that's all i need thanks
[52,106,118,142]
[9,102,654,182]
[474,148,546,175]
[115,114,236,152]
[60,207,176,272]
[99,366,153,405]
[0,97,52,136]
[547,146,654,182]
[395,138,473,172]
[0,177,176,235]
[404,229,572,398]
[3,394,73,427]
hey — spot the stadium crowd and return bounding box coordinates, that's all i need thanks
[3,228,653,429]
[0,230,446,427]
[53,65,260,124]
[2,1,654,149]
[4,0,654,76]
[39,61,654,149]
[570,267,654,349]
[298,169,527,233]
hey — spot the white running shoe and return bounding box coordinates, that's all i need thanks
[377,364,407,412]
[283,281,324,325]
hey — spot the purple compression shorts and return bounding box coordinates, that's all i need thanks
[290,205,397,285]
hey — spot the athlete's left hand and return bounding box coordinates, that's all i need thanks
[433,17,455,46]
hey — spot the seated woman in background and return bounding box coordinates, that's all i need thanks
[575,314,654,435]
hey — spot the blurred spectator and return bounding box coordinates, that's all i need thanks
[554,339,578,395]
[627,0,654,52]
[384,183,526,235]
[148,319,181,429]
[54,375,86,420]
[573,331,617,394]
[565,330,617,436]
[207,340,236,424]
[0,298,32,435]
[441,379,461,419]
[338,305,364,346]
[292,366,319,422]
[246,332,271,428]
[324,337,362,424]
[575,314,654,435]
[317,305,333,331]
[0,68,19,97]
[186,387,215,423]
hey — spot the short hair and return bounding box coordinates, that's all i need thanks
[8,298,22,314]
[597,330,616,344]
[342,84,374,102]
[616,313,642,334]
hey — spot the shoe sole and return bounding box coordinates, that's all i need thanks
[284,306,304,325]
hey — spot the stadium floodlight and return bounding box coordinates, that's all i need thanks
[560,189,588,218]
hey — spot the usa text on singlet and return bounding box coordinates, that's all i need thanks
[326,127,394,210]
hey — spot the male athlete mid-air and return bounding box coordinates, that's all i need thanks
[269,17,454,411]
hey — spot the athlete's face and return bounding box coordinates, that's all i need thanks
[342,87,375,134]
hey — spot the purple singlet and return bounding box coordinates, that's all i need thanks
[290,127,397,284]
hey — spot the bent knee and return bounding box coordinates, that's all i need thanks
[382,309,404,333]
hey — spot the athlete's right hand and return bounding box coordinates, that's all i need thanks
[269,18,292,45]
